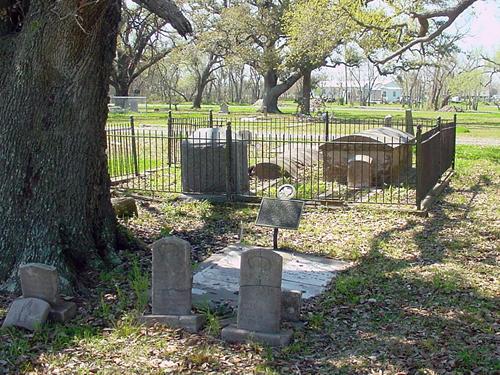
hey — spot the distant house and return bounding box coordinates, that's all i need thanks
[316,78,403,104]
[371,79,403,104]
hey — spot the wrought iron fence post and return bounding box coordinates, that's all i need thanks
[416,125,423,210]
[437,116,442,174]
[225,122,234,201]
[209,109,213,128]
[452,114,457,170]
[130,116,140,176]
[167,110,173,166]
[325,111,330,141]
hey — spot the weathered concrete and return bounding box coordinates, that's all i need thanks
[281,290,302,322]
[221,248,293,347]
[19,263,59,305]
[111,197,138,218]
[221,325,292,347]
[143,236,204,332]
[237,249,282,333]
[2,298,50,331]
[152,236,192,315]
[192,244,351,309]
[140,314,205,333]
[181,127,249,194]
[48,301,77,323]
[347,155,373,189]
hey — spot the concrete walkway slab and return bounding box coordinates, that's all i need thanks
[192,244,351,308]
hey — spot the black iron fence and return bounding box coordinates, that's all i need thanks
[106,112,455,209]
[416,116,457,209]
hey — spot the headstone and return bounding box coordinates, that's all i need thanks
[384,115,392,127]
[1,298,50,331]
[181,127,249,194]
[141,237,205,332]
[281,289,302,322]
[347,154,373,189]
[152,237,192,315]
[221,248,292,346]
[18,263,77,323]
[19,263,59,305]
[220,103,229,114]
[238,249,282,333]
[111,197,138,218]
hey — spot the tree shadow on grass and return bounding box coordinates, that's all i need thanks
[271,174,498,374]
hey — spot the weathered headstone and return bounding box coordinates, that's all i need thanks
[221,248,292,346]
[220,103,229,114]
[384,115,393,127]
[111,197,138,218]
[1,298,50,331]
[281,289,302,322]
[18,263,77,324]
[20,263,59,305]
[141,236,205,332]
[347,154,373,189]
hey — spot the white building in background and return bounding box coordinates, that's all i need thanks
[371,79,403,104]
[316,77,403,104]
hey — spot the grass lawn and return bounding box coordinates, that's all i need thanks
[1,145,498,374]
[109,100,500,124]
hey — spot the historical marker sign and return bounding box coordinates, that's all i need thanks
[256,198,304,230]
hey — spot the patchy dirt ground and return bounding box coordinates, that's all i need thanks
[1,145,498,374]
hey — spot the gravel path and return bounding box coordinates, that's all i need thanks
[456,137,500,146]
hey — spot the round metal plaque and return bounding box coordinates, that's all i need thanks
[277,184,296,200]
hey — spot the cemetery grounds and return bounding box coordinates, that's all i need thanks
[0,105,499,374]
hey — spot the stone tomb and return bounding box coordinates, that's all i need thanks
[2,263,77,330]
[140,236,205,333]
[221,248,292,346]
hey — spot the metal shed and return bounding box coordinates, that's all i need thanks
[319,127,414,187]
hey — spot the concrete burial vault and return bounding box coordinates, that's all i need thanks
[192,244,351,308]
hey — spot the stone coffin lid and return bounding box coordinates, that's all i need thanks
[185,127,242,146]
[319,126,415,151]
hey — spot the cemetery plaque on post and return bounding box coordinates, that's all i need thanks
[256,186,304,249]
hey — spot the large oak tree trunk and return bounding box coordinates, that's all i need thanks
[261,70,280,113]
[300,69,312,115]
[0,0,121,292]
[261,69,302,113]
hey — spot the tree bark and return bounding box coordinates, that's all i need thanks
[0,0,121,292]
[261,69,302,113]
[300,69,312,114]
[192,54,220,109]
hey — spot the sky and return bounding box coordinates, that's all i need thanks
[455,0,499,52]
[319,0,499,82]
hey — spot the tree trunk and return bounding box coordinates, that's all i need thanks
[0,0,120,292]
[262,70,280,113]
[111,81,131,109]
[192,82,205,109]
[300,69,312,114]
[261,69,302,113]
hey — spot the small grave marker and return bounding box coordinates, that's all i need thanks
[2,263,77,330]
[221,248,292,346]
[1,298,51,331]
[141,236,205,332]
